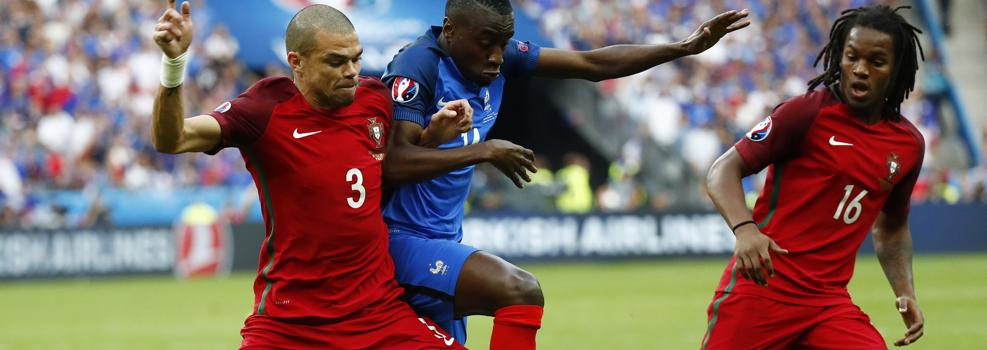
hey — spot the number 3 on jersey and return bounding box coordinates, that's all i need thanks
[834,184,868,224]
[346,168,365,209]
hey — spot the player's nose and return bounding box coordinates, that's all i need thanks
[852,62,868,78]
[487,48,504,66]
[342,61,359,78]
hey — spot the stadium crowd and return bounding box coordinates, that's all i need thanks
[0,0,983,228]
[475,0,987,212]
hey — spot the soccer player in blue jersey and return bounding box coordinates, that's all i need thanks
[381,1,750,348]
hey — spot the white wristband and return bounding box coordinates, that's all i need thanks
[160,52,189,88]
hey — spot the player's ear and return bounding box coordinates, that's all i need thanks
[442,17,454,40]
[287,51,304,77]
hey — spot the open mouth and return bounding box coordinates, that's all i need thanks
[849,81,869,99]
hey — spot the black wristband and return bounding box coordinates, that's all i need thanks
[731,220,757,233]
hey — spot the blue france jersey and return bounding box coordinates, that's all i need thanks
[382,26,541,241]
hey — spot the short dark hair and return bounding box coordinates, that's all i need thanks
[285,4,354,55]
[808,5,925,119]
[445,0,513,18]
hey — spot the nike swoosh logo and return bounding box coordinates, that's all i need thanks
[436,97,448,108]
[293,128,322,139]
[829,136,854,146]
[444,337,455,346]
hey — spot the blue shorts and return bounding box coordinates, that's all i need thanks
[389,230,479,345]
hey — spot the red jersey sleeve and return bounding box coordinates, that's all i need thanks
[882,124,926,217]
[206,77,297,154]
[734,91,826,173]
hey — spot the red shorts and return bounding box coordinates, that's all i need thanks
[239,301,466,350]
[701,292,886,350]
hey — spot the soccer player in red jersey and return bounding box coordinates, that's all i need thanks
[151,1,470,348]
[701,5,927,349]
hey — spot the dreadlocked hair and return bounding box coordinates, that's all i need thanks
[807,5,925,119]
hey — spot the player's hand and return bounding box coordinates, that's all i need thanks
[482,139,537,189]
[733,225,788,286]
[154,0,194,58]
[894,296,924,346]
[421,99,473,147]
[681,9,750,55]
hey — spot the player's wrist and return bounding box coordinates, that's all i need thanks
[475,141,494,162]
[161,51,189,88]
[731,220,757,235]
[418,128,439,148]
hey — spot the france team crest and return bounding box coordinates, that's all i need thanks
[392,77,419,103]
[747,116,773,142]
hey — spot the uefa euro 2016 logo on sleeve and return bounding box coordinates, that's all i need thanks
[747,116,773,142]
[391,77,419,103]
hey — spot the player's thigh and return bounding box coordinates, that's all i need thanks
[390,235,478,297]
[369,307,467,350]
[796,304,887,350]
[390,235,477,321]
[454,250,543,317]
[701,293,816,350]
[240,307,466,350]
[239,315,330,350]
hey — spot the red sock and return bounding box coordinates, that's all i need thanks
[490,305,543,350]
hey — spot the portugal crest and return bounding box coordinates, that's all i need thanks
[886,152,900,183]
[367,117,384,150]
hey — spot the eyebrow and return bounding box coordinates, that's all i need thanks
[323,49,363,60]
[846,43,888,56]
[481,25,514,37]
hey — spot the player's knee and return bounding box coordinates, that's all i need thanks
[501,268,544,307]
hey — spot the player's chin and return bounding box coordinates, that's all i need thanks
[472,72,498,85]
[330,89,357,105]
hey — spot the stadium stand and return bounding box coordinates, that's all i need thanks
[0,0,981,229]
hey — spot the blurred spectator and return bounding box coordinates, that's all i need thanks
[556,152,593,213]
[0,0,252,228]
[0,0,978,226]
[596,161,646,212]
[518,0,973,210]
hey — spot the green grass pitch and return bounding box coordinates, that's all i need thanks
[1,254,984,349]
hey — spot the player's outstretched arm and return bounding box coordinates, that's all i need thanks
[151,0,221,154]
[533,9,750,81]
[873,212,924,346]
[706,147,788,286]
[383,122,536,188]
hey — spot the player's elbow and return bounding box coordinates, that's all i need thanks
[581,65,609,82]
[583,73,606,83]
[381,153,409,185]
[706,156,728,195]
[152,137,182,154]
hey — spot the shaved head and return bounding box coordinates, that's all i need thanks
[445,0,513,19]
[285,4,354,55]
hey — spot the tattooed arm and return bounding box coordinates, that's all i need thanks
[872,212,924,346]
[151,0,221,154]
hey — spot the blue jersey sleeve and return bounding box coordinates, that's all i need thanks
[382,45,439,127]
[501,39,541,79]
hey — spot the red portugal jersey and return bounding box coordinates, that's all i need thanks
[208,76,402,319]
[718,87,925,306]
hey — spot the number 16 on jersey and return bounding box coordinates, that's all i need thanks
[834,184,868,224]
